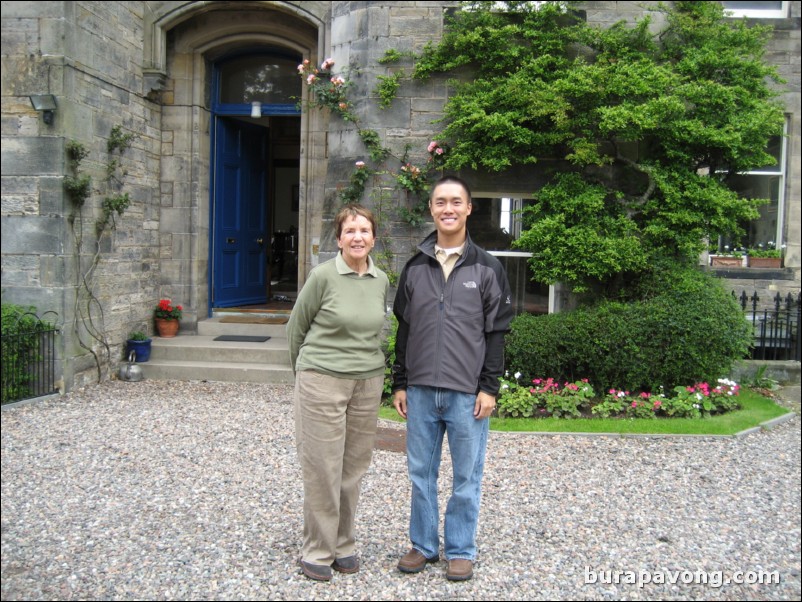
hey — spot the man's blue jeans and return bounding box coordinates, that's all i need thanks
[405,385,489,561]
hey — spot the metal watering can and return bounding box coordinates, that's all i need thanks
[119,351,145,382]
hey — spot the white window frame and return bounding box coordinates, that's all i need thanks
[721,1,788,19]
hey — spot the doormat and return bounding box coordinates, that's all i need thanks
[219,316,289,325]
[213,335,271,342]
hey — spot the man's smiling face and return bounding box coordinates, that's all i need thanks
[429,181,472,241]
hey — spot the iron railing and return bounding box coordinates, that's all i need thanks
[735,292,801,361]
[1,311,60,404]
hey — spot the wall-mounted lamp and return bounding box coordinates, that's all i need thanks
[250,101,262,118]
[29,94,58,125]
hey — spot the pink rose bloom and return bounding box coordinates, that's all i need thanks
[355,161,366,168]
[306,74,317,84]
[321,58,335,70]
[428,141,438,153]
[436,147,444,155]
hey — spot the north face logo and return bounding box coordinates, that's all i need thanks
[463,281,477,288]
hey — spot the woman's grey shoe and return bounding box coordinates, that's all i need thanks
[299,559,332,581]
[332,555,360,574]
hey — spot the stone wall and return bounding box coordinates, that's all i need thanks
[1,2,162,388]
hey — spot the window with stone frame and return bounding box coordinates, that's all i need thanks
[469,196,550,315]
[718,123,788,257]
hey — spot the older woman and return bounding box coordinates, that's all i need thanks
[287,204,390,581]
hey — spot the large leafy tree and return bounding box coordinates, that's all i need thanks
[413,1,785,295]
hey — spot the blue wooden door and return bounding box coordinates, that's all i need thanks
[213,118,269,307]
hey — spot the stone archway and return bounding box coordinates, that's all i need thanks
[144,1,329,328]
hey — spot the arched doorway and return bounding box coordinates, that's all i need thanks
[210,51,301,309]
[151,3,325,327]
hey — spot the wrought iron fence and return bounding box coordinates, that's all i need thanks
[1,311,60,404]
[735,292,801,361]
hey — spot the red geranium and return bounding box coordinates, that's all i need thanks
[154,299,183,320]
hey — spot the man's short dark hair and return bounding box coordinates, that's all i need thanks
[430,175,472,203]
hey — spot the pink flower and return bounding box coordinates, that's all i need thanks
[653,400,662,408]
[339,102,348,110]
[306,74,317,84]
[435,147,444,155]
[321,58,335,70]
[331,76,345,86]
[355,161,366,168]
[427,141,439,153]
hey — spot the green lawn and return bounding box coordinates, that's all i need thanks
[378,389,792,436]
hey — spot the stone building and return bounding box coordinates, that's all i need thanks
[1,1,800,392]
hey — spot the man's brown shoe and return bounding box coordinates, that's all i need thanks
[397,548,438,573]
[446,559,474,581]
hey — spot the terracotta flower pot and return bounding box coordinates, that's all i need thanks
[155,318,180,338]
[748,257,781,268]
[710,255,744,267]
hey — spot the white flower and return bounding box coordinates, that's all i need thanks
[501,384,509,390]
[514,372,522,380]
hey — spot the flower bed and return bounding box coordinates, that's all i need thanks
[497,373,741,419]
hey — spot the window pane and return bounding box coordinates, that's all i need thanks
[752,135,783,172]
[469,197,515,251]
[723,1,782,10]
[721,1,786,18]
[495,254,550,315]
[220,55,302,105]
[725,174,780,249]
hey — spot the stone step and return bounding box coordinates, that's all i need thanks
[140,359,294,385]
[141,317,294,384]
[149,334,290,364]
[198,316,290,337]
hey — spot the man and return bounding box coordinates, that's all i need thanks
[392,175,514,581]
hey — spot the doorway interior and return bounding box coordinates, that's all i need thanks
[209,50,301,314]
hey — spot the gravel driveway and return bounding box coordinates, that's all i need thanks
[2,380,800,601]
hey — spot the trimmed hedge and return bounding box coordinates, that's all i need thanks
[506,267,752,392]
